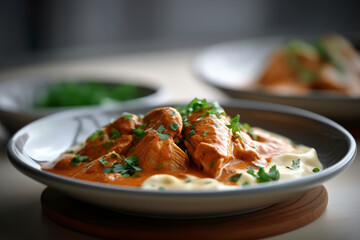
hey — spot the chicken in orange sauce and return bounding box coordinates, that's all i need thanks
[42,98,322,189]
[257,34,360,96]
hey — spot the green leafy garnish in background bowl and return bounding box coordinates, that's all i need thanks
[34,81,143,108]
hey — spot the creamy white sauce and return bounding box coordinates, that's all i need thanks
[141,144,322,191]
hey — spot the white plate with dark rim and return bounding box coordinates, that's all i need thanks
[7,99,356,218]
[0,76,166,133]
[193,35,360,124]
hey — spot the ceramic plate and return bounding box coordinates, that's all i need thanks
[193,36,360,123]
[7,99,356,218]
[0,76,166,133]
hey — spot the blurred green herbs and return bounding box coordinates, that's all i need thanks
[34,81,141,108]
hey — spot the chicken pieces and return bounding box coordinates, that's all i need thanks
[183,110,233,177]
[77,113,140,160]
[132,107,189,171]
[49,107,189,177]
[44,98,296,187]
[179,98,294,179]
[258,34,360,96]
[182,109,266,178]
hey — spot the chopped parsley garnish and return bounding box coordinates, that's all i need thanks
[123,112,133,120]
[110,128,121,139]
[209,161,215,168]
[156,125,170,140]
[215,123,219,128]
[157,125,170,140]
[70,155,90,167]
[170,111,176,117]
[188,129,196,138]
[89,129,104,141]
[184,179,191,183]
[159,133,170,140]
[256,168,272,182]
[313,168,320,173]
[157,125,166,133]
[246,165,280,183]
[169,123,179,131]
[130,147,135,153]
[133,128,147,139]
[226,115,242,137]
[270,166,280,179]
[243,123,257,140]
[155,165,163,169]
[202,131,207,137]
[191,122,197,129]
[242,181,250,186]
[140,124,148,130]
[265,166,280,182]
[257,168,271,182]
[226,115,255,141]
[159,187,166,190]
[228,115,240,129]
[286,159,301,170]
[247,166,256,177]
[228,173,242,182]
[176,98,225,119]
[98,156,108,166]
[102,168,112,173]
[103,141,114,150]
[102,155,142,177]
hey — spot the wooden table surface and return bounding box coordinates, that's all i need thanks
[0,49,359,240]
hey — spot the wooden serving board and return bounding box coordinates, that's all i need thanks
[41,186,328,240]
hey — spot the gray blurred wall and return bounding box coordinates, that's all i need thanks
[0,0,359,67]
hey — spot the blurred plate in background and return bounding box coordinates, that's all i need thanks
[0,76,165,133]
[193,35,360,124]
